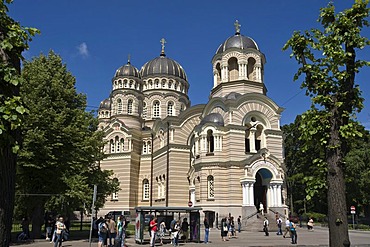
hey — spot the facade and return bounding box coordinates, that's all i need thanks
[98,22,287,226]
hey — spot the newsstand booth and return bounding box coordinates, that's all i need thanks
[135,206,202,244]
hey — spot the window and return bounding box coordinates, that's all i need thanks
[245,129,250,152]
[143,142,147,154]
[127,99,133,114]
[207,175,214,199]
[120,138,124,151]
[207,130,214,153]
[117,99,122,114]
[228,57,239,81]
[115,136,120,152]
[143,179,150,200]
[147,141,151,153]
[142,102,147,118]
[255,125,263,151]
[153,101,160,118]
[110,139,115,153]
[167,102,174,116]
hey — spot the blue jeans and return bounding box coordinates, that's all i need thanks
[291,230,297,244]
[54,233,63,247]
[204,228,209,243]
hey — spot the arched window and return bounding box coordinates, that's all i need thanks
[207,175,214,199]
[216,63,221,83]
[180,104,184,113]
[248,57,256,80]
[127,99,133,114]
[153,101,160,118]
[228,57,239,81]
[118,80,122,88]
[167,101,174,116]
[168,80,173,89]
[162,79,166,88]
[110,139,115,153]
[142,102,147,118]
[115,136,120,152]
[245,129,250,153]
[143,179,150,200]
[117,99,123,114]
[207,130,214,153]
[155,79,159,88]
[120,138,124,151]
[255,125,263,151]
[143,141,147,154]
[111,178,119,201]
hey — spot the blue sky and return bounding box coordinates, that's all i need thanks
[8,0,370,128]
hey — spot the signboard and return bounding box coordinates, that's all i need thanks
[188,201,193,207]
[350,206,356,214]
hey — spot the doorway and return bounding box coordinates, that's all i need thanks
[254,168,272,213]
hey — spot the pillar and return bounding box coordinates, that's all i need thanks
[190,186,196,206]
[249,129,256,153]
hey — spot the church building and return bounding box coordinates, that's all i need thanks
[98,21,287,227]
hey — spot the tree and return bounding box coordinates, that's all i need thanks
[0,0,38,245]
[17,51,119,238]
[283,1,370,246]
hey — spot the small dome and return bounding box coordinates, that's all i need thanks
[115,61,141,78]
[216,34,259,54]
[225,92,242,100]
[140,55,187,81]
[99,98,111,110]
[200,113,224,126]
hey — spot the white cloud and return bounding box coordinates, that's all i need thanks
[77,42,89,58]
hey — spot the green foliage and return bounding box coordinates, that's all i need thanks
[0,0,39,151]
[16,51,119,218]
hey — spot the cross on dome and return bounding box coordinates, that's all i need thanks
[234,20,241,34]
[160,38,167,56]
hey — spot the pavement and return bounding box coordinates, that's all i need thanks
[11,226,370,247]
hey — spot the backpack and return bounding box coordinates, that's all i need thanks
[170,219,176,231]
[290,222,296,232]
[99,222,107,234]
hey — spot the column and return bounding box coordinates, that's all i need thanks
[249,183,254,206]
[266,185,271,207]
[238,63,242,79]
[195,140,199,156]
[219,136,223,151]
[277,184,282,207]
[213,72,218,87]
[249,129,256,153]
[242,184,248,206]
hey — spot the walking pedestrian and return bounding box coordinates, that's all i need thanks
[283,218,291,238]
[237,216,241,233]
[204,218,210,244]
[149,217,158,247]
[181,218,189,243]
[276,217,283,235]
[263,217,269,236]
[54,216,66,247]
[290,220,297,244]
[220,218,227,241]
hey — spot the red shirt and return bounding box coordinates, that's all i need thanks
[150,220,157,232]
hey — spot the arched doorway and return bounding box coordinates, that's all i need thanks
[254,168,272,213]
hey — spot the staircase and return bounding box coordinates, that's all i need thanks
[244,211,279,232]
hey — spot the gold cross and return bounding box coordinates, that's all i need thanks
[160,38,166,54]
[234,20,241,34]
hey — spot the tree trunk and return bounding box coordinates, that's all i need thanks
[31,203,44,239]
[327,115,350,247]
[0,143,17,247]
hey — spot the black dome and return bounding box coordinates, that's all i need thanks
[99,98,111,110]
[216,34,259,54]
[140,55,187,81]
[200,113,224,126]
[115,62,140,78]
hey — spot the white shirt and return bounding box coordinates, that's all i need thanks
[285,219,290,227]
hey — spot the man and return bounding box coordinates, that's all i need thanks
[237,216,241,233]
[259,202,264,216]
[204,218,210,244]
[107,216,116,247]
[276,217,283,235]
[263,217,269,236]
[290,220,297,244]
[181,218,189,243]
[149,217,158,247]
[98,218,108,247]
[283,218,291,238]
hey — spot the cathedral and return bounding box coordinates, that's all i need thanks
[98,21,287,226]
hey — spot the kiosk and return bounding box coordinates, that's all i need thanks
[135,206,202,244]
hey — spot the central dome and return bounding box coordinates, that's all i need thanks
[140,55,187,81]
[216,33,259,54]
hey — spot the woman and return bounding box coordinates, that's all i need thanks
[116,216,126,247]
[158,221,166,245]
[54,217,66,247]
[221,218,228,241]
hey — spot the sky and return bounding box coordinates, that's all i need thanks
[7,0,370,128]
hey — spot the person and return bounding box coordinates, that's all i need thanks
[290,220,297,244]
[181,218,189,243]
[259,202,264,216]
[98,218,108,247]
[227,217,232,239]
[158,221,166,245]
[54,216,66,247]
[107,216,116,247]
[116,216,126,247]
[204,217,210,244]
[307,218,314,231]
[237,216,241,233]
[45,214,53,241]
[21,217,30,239]
[173,220,181,246]
[220,218,227,241]
[149,217,158,247]
[263,217,269,236]
[276,217,283,235]
[283,218,291,238]
[170,218,177,246]
[230,217,235,237]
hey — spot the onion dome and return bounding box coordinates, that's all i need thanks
[216,20,259,54]
[200,113,224,126]
[140,38,187,81]
[225,92,242,100]
[99,98,111,110]
[114,56,141,78]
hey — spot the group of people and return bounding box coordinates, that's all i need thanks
[219,214,241,242]
[148,217,190,247]
[94,215,128,247]
[44,215,69,247]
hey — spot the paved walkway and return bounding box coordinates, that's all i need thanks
[11,227,370,247]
